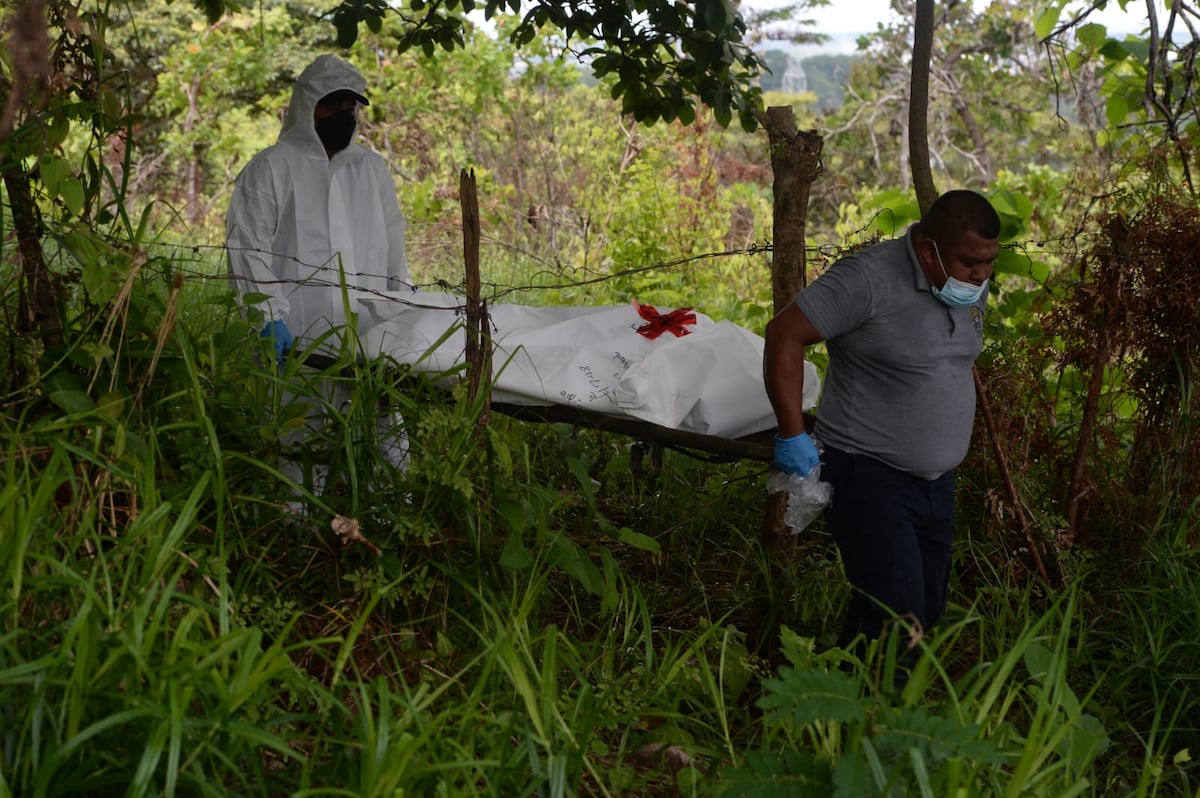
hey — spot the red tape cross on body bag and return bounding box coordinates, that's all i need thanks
[632,300,697,340]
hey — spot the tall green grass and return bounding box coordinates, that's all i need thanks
[2,245,1197,795]
[0,441,304,796]
[720,588,1112,796]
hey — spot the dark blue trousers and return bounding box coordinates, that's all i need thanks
[821,446,956,648]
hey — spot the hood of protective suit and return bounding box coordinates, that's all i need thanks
[279,55,369,155]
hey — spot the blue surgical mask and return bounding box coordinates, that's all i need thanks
[930,241,987,307]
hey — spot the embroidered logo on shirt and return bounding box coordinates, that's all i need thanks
[971,306,983,334]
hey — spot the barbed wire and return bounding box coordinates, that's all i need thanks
[49,218,1100,312]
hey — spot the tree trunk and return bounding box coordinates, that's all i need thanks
[3,164,61,341]
[755,108,823,653]
[1,0,60,355]
[910,0,937,214]
[760,106,823,315]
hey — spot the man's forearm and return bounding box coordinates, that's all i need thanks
[764,339,807,437]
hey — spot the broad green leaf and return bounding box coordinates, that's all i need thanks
[134,201,155,244]
[499,533,533,569]
[497,497,529,533]
[101,90,122,125]
[240,291,273,306]
[1034,5,1062,40]
[118,429,148,463]
[1122,38,1151,61]
[1023,640,1053,680]
[80,341,114,364]
[998,215,1024,243]
[713,89,732,128]
[1105,92,1132,126]
[990,189,1020,216]
[621,90,639,116]
[868,189,920,235]
[439,26,461,51]
[990,188,1033,220]
[198,0,224,24]
[50,389,96,415]
[59,226,104,271]
[61,177,85,215]
[565,456,595,507]
[39,156,70,194]
[993,249,1040,280]
[1000,288,1036,314]
[336,15,357,48]
[702,0,728,32]
[1099,39,1133,61]
[97,390,125,420]
[1065,713,1111,776]
[43,368,85,394]
[81,255,130,306]
[46,113,70,146]
[550,534,603,595]
[616,527,660,553]
[1013,193,1034,219]
[1076,22,1108,49]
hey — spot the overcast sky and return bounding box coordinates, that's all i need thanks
[777,1,1161,35]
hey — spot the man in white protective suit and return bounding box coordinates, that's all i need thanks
[226,54,411,498]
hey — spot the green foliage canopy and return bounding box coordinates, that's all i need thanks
[186,0,770,130]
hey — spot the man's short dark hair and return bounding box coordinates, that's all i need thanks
[921,190,1001,244]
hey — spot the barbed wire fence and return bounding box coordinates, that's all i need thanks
[72,211,1099,318]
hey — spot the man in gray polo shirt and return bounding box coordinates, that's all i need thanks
[763,189,1000,659]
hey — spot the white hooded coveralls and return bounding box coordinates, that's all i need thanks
[226,54,410,346]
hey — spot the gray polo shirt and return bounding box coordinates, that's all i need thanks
[796,228,985,479]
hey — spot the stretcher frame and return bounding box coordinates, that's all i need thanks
[442,109,822,479]
[302,110,821,551]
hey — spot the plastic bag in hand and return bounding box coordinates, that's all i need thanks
[767,468,833,533]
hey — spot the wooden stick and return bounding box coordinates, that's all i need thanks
[461,168,485,411]
[973,365,1055,585]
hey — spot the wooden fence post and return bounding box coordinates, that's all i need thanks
[760,108,824,554]
[747,108,823,653]
[460,168,491,433]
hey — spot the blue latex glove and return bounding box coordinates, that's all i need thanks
[260,319,293,364]
[774,432,820,476]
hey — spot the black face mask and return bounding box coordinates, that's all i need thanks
[315,110,356,154]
